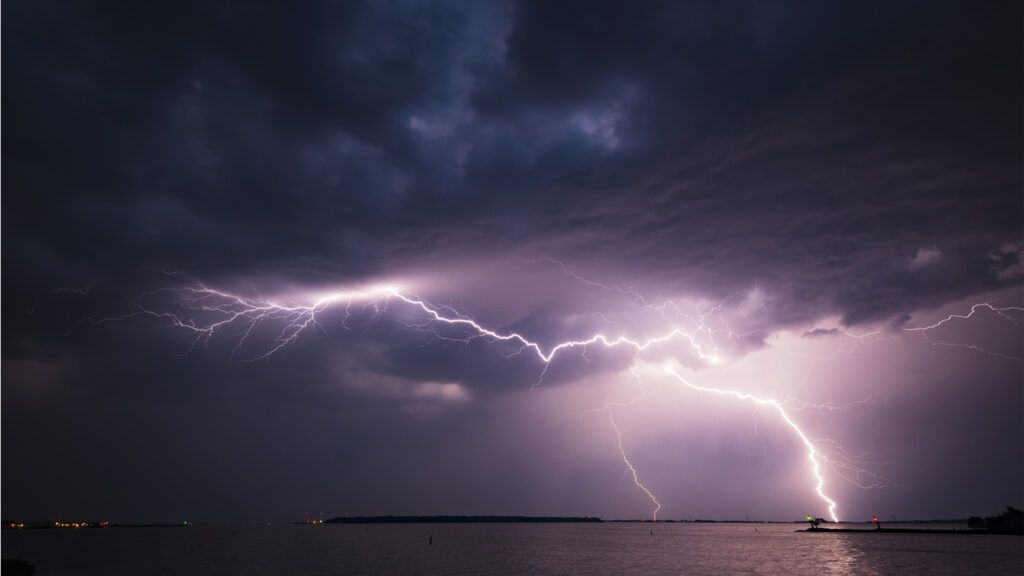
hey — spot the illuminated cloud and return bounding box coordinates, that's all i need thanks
[908,247,942,271]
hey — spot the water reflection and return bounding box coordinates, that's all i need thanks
[2,522,1020,575]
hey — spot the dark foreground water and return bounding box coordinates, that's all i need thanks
[3,523,1022,575]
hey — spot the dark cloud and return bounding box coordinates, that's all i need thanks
[802,328,840,339]
[3,0,1021,521]
[5,1,1020,312]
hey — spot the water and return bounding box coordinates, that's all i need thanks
[3,523,1021,575]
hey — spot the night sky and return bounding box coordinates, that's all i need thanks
[3,0,1021,523]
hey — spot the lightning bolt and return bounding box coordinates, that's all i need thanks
[608,411,662,520]
[903,302,1024,331]
[578,356,664,520]
[392,292,721,365]
[72,282,723,368]
[901,302,1024,362]
[663,365,840,522]
[71,271,1018,522]
[548,262,896,520]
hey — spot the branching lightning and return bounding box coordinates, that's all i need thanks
[901,303,1024,363]
[68,266,1019,523]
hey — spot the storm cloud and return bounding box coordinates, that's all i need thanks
[3,0,1021,522]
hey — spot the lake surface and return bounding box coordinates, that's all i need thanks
[3,522,1021,575]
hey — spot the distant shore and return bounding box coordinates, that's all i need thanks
[2,522,188,530]
[324,515,602,524]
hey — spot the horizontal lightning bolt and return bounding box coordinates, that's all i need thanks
[903,302,1024,332]
[901,302,1024,363]
[391,291,721,365]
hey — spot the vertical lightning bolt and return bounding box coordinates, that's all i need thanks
[579,358,663,520]
[548,261,871,521]
[607,411,662,520]
[664,366,839,522]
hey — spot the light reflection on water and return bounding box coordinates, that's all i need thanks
[3,522,1021,575]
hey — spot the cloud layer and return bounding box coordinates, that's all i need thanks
[3,0,1021,522]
